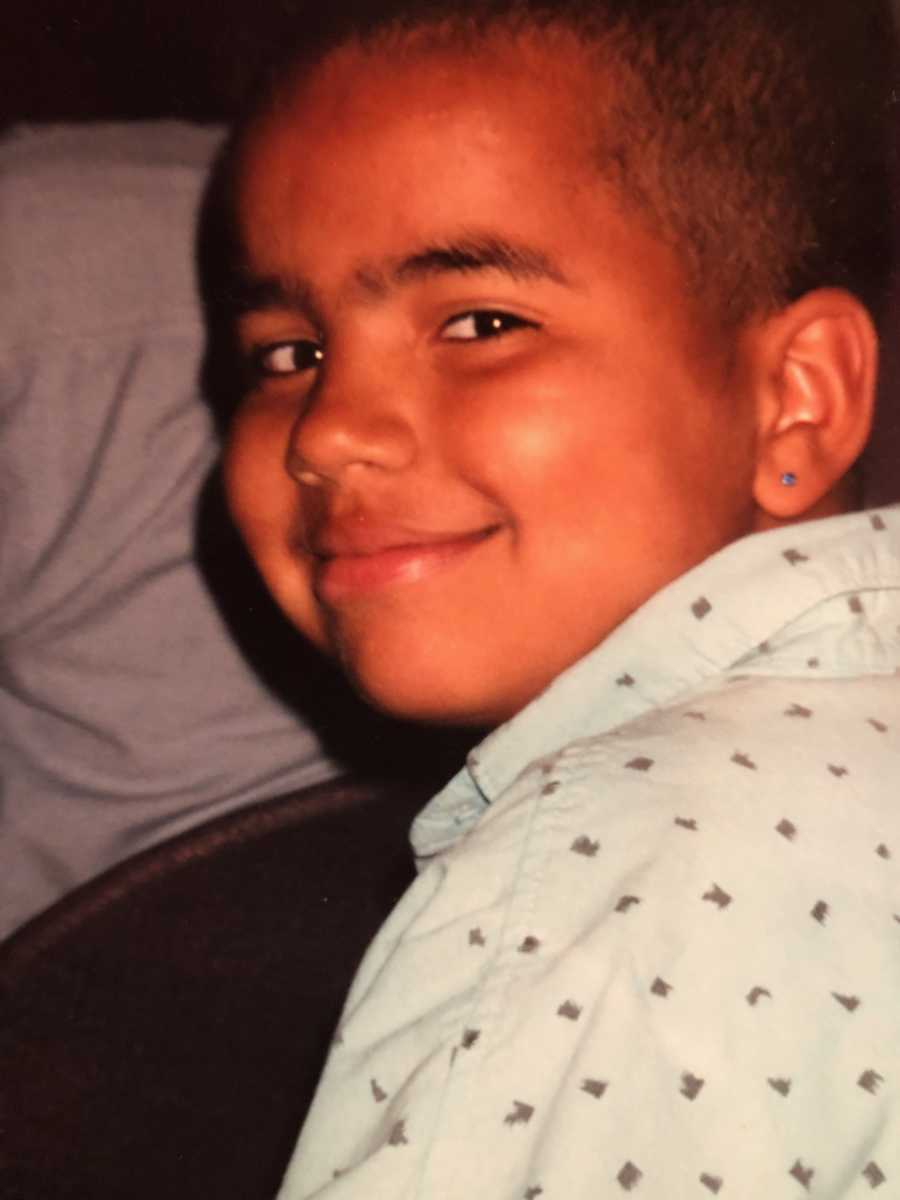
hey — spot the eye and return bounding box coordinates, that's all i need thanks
[253,339,324,377]
[440,310,537,341]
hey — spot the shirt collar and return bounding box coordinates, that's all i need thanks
[412,507,900,859]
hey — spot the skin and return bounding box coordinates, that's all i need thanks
[225,37,773,727]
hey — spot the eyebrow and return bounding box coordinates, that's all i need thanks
[226,272,317,318]
[228,233,569,318]
[390,236,568,288]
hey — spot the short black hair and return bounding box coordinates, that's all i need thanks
[241,0,896,327]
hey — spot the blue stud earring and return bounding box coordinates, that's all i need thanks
[780,472,798,487]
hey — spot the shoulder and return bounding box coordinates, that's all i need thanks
[454,677,900,1191]
[478,671,900,968]
[550,670,899,825]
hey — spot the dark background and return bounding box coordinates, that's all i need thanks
[1,0,306,125]
[6,0,900,124]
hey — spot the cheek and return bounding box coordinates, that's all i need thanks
[447,353,744,590]
[451,358,629,530]
[224,406,290,544]
[224,408,329,649]
[453,350,652,552]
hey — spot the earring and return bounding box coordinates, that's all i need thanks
[780,472,798,487]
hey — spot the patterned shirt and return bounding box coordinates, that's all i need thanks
[278,509,900,1200]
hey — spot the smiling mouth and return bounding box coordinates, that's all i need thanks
[313,526,500,603]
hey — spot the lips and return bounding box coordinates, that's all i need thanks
[307,520,500,602]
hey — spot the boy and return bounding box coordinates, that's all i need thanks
[223,1,900,1195]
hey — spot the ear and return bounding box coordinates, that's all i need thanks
[750,288,877,525]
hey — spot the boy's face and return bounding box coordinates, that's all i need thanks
[226,39,764,725]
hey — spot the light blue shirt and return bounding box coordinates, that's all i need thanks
[281,508,900,1199]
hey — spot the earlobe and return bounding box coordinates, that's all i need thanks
[751,288,877,524]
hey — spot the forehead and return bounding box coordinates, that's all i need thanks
[255,30,601,157]
[236,37,606,261]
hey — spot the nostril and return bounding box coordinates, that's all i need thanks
[285,447,328,487]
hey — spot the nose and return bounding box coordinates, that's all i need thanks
[285,367,418,487]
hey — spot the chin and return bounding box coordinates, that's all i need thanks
[341,654,510,729]
[349,677,492,728]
